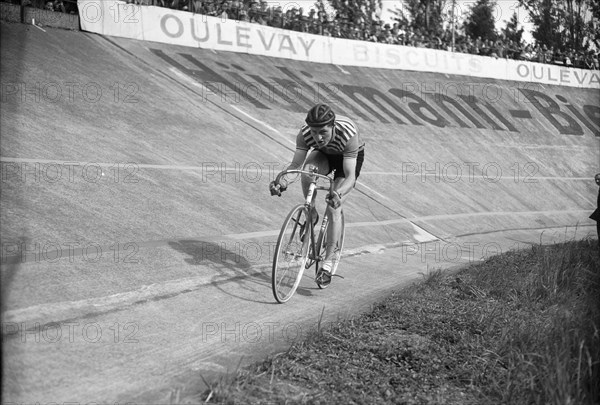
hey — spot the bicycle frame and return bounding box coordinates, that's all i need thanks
[275,168,336,265]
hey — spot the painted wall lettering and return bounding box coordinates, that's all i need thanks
[149,49,599,138]
[519,89,584,136]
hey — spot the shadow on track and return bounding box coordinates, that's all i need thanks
[168,239,278,304]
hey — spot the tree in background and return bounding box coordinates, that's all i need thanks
[518,0,595,52]
[390,0,447,35]
[327,0,383,30]
[388,4,409,29]
[502,12,525,45]
[590,0,600,48]
[463,0,497,41]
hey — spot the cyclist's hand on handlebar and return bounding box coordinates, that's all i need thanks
[269,180,287,196]
[269,181,281,196]
[326,191,342,208]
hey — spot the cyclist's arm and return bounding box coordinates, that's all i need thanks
[271,147,306,194]
[283,130,310,172]
[334,129,361,198]
[335,157,357,198]
[285,148,308,171]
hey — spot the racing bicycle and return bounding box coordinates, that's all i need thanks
[271,168,345,304]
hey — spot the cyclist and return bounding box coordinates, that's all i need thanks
[591,173,600,249]
[270,103,365,286]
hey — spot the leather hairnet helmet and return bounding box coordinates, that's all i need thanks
[305,103,336,127]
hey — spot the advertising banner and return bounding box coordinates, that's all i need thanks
[78,0,599,89]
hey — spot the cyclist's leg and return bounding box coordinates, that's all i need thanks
[324,178,347,260]
[323,150,362,261]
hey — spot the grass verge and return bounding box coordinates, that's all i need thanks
[192,239,600,404]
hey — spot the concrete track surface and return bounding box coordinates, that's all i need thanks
[1,21,599,402]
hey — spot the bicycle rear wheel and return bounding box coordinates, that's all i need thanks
[272,204,310,303]
[315,210,345,288]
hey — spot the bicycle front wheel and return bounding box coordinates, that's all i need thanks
[272,204,310,303]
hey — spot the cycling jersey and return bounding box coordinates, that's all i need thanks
[296,115,365,159]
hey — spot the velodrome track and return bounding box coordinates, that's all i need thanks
[1,20,599,402]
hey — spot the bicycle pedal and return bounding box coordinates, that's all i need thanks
[315,268,332,286]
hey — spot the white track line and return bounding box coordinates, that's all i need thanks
[1,158,589,181]
[415,209,593,222]
[229,105,294,145]
[361,171,590,181]
[0,157,268,172]
[169,68,294,145]
[32,21,46,32]
[223,217,434,241]
[335,64,350,74]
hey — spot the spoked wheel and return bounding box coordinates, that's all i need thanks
[272,204,310,303]
[315,210,345,289]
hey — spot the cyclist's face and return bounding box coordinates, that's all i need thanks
[309,125,333,147]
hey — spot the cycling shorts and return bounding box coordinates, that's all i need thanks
[325,149,364,180]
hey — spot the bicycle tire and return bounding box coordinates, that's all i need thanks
[272,204,310,303]
[315,210,345,289]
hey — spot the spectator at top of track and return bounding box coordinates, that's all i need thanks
[29,0,600,70]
